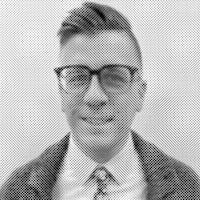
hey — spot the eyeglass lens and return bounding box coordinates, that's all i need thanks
[59,66,132,93]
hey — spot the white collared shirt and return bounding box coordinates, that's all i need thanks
[52,132,147,199]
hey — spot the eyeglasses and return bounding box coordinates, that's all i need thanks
[54,64,139,94]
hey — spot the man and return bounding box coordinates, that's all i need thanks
[0,2,199,199]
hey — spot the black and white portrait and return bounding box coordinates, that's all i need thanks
[1,1,200,199]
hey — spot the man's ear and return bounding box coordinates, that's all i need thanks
[137,80,147,112]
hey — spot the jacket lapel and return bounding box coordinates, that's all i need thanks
[27,131,180,199]
[28,134,70,199]
[131,130,180,199]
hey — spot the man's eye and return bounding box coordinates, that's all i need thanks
[104,74,126,83]
[69,74,88,82]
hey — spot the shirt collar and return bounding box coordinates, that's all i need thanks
[59,131,143,185]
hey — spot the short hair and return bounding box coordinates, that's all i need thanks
[57,1,142,62]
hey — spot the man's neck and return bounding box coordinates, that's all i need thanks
[72,134,130,164]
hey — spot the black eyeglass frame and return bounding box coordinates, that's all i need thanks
[54,64,139,93]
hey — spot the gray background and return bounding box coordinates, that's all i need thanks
[1,0,200,187]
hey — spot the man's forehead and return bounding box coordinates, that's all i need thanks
[60,30,135,50]
[59,30,142,69]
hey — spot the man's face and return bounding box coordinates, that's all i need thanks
[59,30,146,157]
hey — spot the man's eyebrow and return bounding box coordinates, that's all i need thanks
[63,64,131,68]
[55,64,138,74]
[58,64,115,70]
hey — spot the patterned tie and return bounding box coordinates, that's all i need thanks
[92,166,113,200]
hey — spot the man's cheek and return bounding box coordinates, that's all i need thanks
[114,107,125,122]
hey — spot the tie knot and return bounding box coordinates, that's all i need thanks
[93,167,111,200]
[94,167,109,181]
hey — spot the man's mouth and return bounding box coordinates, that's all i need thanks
[81,117,113,125]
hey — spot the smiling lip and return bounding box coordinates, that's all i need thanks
[81,117,113,125]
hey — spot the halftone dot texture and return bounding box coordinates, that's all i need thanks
[1,1,200,199]
[1,131,199,199]
[56,2,147,198]
[91,166,115,199]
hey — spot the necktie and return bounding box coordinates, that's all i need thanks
[93,166,112,200]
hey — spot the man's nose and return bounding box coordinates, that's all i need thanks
[83,75,108,109]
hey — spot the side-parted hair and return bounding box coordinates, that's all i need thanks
[57,1,142,62]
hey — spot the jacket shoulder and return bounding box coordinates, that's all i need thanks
[0,134,70,199]
[171,158,200,198]
[0,144,55,199]
[0,159,41,199]
[150,141,200,198]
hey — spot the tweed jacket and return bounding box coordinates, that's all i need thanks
[1,130,200,200]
